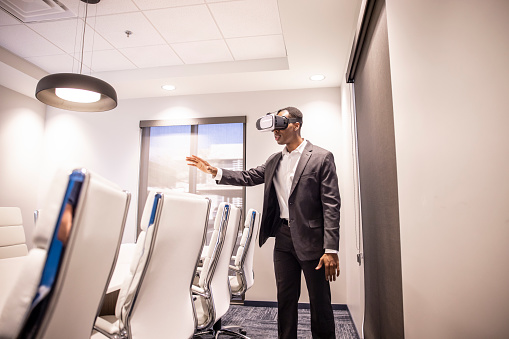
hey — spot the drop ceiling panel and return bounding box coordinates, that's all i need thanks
[28,19,113,53]
[93,12,166,49]
[209,0,282,38]
[0,9,21,25]
[0,25,62,57]
[172,40,232,64]
[133,0,204,11]
[145,5,222,43]
[120,45,183,68]
[26,53,91,74]
[227,35,286,60]
[79,49,136,72]
[0,0,75,22]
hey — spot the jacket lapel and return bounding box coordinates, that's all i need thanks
[289,141,313,197]
[265,152,282,184]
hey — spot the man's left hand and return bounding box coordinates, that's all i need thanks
[315,253,340,281]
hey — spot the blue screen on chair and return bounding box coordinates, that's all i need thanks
[147,194,162,228]
[30,170,85,311]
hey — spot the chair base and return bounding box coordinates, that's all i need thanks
[193,321,250,339]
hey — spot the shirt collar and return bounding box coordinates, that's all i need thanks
[282,139,307,156]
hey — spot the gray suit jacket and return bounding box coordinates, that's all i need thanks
[218,141,341,261]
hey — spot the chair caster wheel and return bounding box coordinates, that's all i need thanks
[239,329,247,335]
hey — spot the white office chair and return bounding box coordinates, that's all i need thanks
[0,207,28,259]
[93,190,211,339]
[208,209,261,339]
[228,209,260,297]
[193,202,242,338]
[0,168,130,339]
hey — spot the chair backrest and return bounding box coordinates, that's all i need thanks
[114,190,158,321]
[210,204,241,321]
[0,169,130,339]
[194,202,241,329]
[123,190,210,338]
[198,203,229,290]
[230,209,261,295]
[0,207,28,259]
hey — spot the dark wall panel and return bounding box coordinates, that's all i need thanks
[353,0,405,338]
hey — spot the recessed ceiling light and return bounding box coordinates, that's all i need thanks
[310,74,326,81]
[162,85,176,91]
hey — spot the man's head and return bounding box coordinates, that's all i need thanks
[274,107,303,146]
[277,107,303,128]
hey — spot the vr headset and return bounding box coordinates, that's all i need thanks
[256,113,302,132]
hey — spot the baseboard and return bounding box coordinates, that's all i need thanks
[243,300,348,311]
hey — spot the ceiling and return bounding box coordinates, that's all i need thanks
[0,0,361,100]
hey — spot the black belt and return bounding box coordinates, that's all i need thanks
[281,218,289,226]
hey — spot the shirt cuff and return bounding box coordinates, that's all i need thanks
[325,249,338,254]
[213,168,223,181]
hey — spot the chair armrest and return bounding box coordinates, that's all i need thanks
[192,284,210,298]
[229,264,240,271]
[94,316,120,337]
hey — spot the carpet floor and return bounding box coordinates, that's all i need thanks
[197,304,359,339]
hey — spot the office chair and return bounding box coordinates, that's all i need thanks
[0,168,130,339]
[0,207,28,259]
[228,209,260,297]
[210,209,260,339]
[93,190,211,339]
[193,202,242,338]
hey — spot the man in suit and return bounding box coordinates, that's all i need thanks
[186,107,341,339]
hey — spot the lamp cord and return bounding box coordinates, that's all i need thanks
[79,1,89,75]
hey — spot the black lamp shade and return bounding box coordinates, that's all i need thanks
[35,73,117,112]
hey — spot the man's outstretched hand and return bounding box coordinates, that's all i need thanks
[316,253,340,281]
[186,155,218,177]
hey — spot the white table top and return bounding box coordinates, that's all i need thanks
[0,243,138,310]
[0,256,27,311]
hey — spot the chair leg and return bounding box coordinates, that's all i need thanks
[215,328,250,339]
[193,329,214,338]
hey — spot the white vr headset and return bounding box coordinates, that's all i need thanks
[256,113,302,132]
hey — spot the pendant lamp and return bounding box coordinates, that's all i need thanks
[35,0,117,112]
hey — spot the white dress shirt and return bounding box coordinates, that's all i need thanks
[273,139,308,220]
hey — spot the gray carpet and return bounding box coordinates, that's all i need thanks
[202,305,359,339]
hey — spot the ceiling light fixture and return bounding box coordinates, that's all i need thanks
[162,85,176,91]
[35,0,117,112]
[310,74,326,81]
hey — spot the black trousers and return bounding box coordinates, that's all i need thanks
[274,224,336,339]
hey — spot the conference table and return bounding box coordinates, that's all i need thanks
[0,243,136,311]
[0,256,26,311]
[106,243,136,293]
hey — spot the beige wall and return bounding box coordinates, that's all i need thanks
[39,87,349,304]
[0,85,46,249]
[386,0,509,338]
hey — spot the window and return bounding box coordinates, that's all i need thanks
[138,117,246,238]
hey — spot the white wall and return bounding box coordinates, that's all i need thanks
[41,87,350,304]
[386,0,509,338]
[0,85,46,248]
